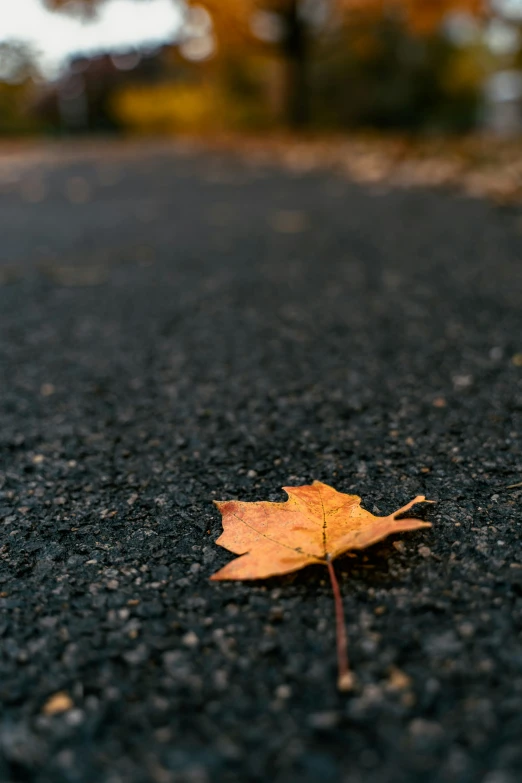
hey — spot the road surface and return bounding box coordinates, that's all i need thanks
[1,140,521,783]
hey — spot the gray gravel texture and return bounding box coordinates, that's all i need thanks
[0,142,522,783]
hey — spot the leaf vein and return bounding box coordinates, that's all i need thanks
[230,510,321,561]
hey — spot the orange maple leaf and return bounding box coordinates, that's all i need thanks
[211,481,434,689]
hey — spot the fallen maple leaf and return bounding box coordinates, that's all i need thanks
[211,481,434,690]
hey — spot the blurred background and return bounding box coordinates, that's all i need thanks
[2,0,522,138]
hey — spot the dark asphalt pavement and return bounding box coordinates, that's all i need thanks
[0,141,522,783]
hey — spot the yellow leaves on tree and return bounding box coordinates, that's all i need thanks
[186,0,486,125]
[212,481,434,689]
[48,0,487,127]
[189,0,486,43]
[372,0,485,35]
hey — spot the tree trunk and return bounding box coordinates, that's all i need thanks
[282,0,309,128]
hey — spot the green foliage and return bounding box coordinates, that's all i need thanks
[311,17,483,132]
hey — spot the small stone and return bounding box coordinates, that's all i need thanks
[308,711,340,730]
[40,383,55,397]
[42,692,73,715]
[275,684,291,700]
[259,639,278,655]
[424,630,462,656]
[64,709,84,727]
[409,718,444,740]
[269,606,284,623]
[418,545,431,558]
[106,580,119,591]
[32,455,45,465]
[122,644,148,665]
[214,736,242,760]
[433,397,446,408]
[39,616,58,629]
[155,727,172,743]
[385,666,412,692]
[247,469,257,478]
[453,374,473,389]
[361,684,382,702]
[137,601,164,618]
[213,669,228,690]
[425,678,440,695]
[182,631,199,648]
[457,622,475,639]
[360,638,378,655]
[511,353,522,367]
[56,749,75,769]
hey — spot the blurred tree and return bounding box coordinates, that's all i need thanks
[183,0,486,125]
[191,1,489,130]
[0,41,44,134]
[0,40,40,84]
[35,45,188,133]
[312,14,487,131]
[45,0,487,126]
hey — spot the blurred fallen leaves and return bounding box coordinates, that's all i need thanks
[212,480,434,690]
[3,134,522,205]
[184,134,522,206]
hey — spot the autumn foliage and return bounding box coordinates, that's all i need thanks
[43,0,492,133]
[186,0,486,125]
[212,481,432,580]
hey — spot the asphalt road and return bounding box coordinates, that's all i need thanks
[0,140,521,783]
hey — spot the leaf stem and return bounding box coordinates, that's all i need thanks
[326,556,354,691]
